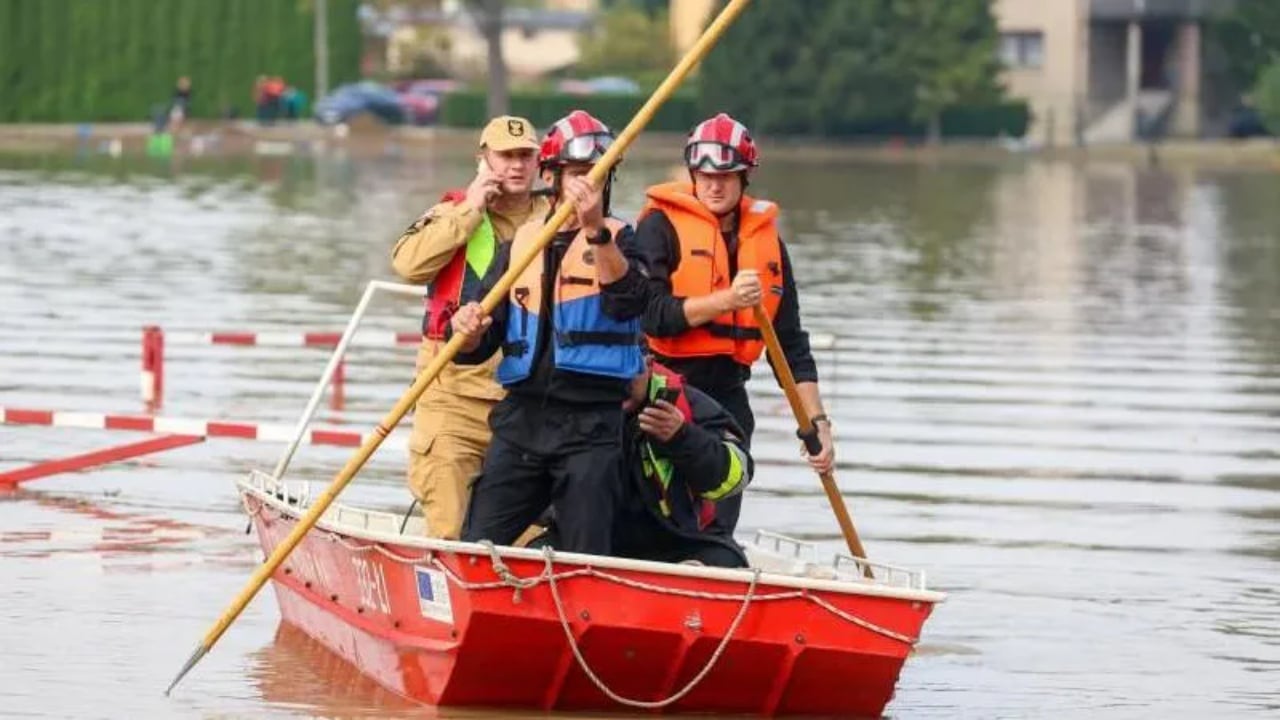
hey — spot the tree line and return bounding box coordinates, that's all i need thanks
[698,0,1006,140]
[0,0,360,123]
[1214,0,1280,133]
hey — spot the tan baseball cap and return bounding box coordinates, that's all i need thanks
[479,115,539,151]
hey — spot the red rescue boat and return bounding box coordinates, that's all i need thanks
[240,470,944,717]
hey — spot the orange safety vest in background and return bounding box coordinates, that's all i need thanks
[640,182,783,366]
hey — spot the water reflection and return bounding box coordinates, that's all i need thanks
[1215,171,1280,367]
[249,623,425,718]
[248,622,663,720]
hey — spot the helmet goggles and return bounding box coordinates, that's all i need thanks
[555,132,614,165]
[684,141,752,173]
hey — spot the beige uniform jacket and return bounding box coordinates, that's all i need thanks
[391,195,551,451]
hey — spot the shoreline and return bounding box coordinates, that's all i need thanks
[1,121,1278,169]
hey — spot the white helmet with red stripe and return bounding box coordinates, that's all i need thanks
[539,110,615,169]
[684,113,759,174]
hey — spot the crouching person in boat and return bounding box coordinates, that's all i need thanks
[390,115,551,539]
[449,110,648,556]
[526,349,753,567]
[615,350,753,567]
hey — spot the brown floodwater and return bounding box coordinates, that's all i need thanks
[1,140,1278,718]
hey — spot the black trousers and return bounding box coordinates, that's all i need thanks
[702,384,754,536]
[461,397,624,555]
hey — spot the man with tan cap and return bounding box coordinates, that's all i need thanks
[391,115,552,539]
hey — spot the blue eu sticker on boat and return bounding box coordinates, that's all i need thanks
[414,566,454,624]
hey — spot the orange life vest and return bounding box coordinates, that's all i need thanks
[496,217,642,385]
[640,182,784,366]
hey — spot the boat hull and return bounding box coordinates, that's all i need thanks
[244,486,939,717]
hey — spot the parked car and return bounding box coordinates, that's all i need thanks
[314,82,406,125]
[393,79,460,126]
[555,75,641,96]
[1227,105,1270,139]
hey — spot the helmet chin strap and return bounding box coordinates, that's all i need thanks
[602,167,615,217]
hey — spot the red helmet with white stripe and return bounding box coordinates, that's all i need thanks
[684,113,758,174]
[539,110,615,169]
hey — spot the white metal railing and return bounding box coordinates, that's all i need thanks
[270,279,426,480]
[749,529,926,590]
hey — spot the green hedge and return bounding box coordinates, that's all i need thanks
[938,102,1030,138]
[790,101,1030,138]
[440,90,700,133]
[0,0,361,123]
[441,91,1029,139]
[1255,61,1280,135]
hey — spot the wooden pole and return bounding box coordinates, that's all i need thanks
[752,305,872,576]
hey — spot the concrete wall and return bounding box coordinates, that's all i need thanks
[1087,22,1128,122]
[1170,22,1202,136]
[448,27,584,79]
[546,0,598,10]
[994,0,1090,147]
[670,0,717,57]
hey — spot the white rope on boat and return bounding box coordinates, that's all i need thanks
[539,543,760,710]
[239,498,919,648]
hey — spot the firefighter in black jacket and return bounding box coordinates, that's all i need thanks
[615,354,754,567]
[525,351,754,567]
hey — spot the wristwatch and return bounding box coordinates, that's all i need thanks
[585,226,612,245]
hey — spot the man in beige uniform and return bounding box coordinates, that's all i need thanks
[391,116,552,538]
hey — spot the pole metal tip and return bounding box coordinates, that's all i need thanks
[164,643,208,697]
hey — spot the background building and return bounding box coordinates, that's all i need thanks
[993,0,1237,146]
[363,0,596,80]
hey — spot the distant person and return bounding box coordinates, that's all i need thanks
[169,76,192,133]
[255,75,286,125]
[266,77,286,121]
[282,86,306,121]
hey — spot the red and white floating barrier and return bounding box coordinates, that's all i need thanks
[140,327,422,409]
[11,282,426,488]
[0,407,406,451]
[0,433,205,487]
[138,280,429,411]
[161,329,424,348]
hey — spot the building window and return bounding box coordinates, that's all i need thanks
[1000,31,1044,69]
